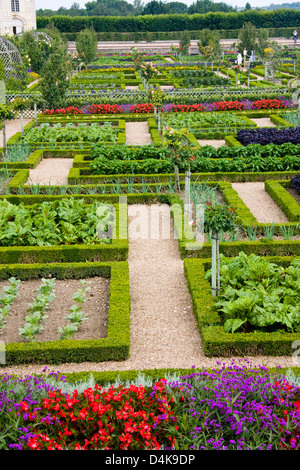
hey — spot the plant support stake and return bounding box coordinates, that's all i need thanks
[211,232,220,298]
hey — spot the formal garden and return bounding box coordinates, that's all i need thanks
[1,20,300,451]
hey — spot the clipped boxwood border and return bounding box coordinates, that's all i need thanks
[264,179,300,222]
[0,261,130,365]
[184,256,300,357]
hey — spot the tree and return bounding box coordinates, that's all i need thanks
[188,0,235,14]
[40,39,72,110]
[179,30,191,55]
[237,22,258,55]
[142,0,168,14]
[198,28,222,58]
[13,32,52,75]
[75,28,98,68]
[245,2,251,9]
[256,29,271,58]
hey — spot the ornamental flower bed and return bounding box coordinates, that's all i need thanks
[1,361,300,450]
[41,99,296,116]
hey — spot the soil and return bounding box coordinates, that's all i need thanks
[286,187,300,205]
[0,277,110,344]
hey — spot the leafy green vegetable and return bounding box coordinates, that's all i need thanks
[0,198,114,246]
[206,252,300,334]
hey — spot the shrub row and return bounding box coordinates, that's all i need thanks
[37,10,300,33]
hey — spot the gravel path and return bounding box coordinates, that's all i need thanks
[232,182,289,224]
[126,121,152,145]
[0,118,32,147]
[198,139,226,148]
[26,158,74,186]
[250,117,277,127]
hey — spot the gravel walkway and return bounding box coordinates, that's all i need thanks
[126,121,152,145]
[232,182,289,224]
[198,139,226,148]
[250,117,277,127]
[0,118,32,147]
[26,158,74,186]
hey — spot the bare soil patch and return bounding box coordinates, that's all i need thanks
[1,277,110,344]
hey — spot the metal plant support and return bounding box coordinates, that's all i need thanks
[0,36,23,81]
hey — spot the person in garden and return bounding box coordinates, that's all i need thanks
[236,53,242,66]
[293,30,298,45]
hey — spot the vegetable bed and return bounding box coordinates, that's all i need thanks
[0,261,130,365]
[184,255,300,357]
[237,127,300,146]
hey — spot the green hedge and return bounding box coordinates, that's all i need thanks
[36,10,300,33]
[184,257,300,356]
[0,261,130,365]
[264,179,300,222]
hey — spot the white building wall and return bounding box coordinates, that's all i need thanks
[0,0,36,36]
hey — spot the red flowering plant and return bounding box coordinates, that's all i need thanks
[42,106,82,115]
[18,379,178,450]
[87,103,122,114]
[253,99,286,110]
[129,103,154,113]
[213,100,245,111]
[273,379,300,450]
[169,104,205,113]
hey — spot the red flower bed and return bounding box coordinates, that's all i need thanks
[253,99,286,109]
[169,104,205,112]
[87,104,122,114]
[129,103,154,113]
[19,379,178,450]
[42,106,82,115]
[213,100,245,111]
